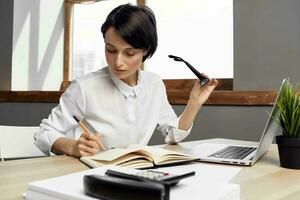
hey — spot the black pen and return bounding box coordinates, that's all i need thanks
[73,116,106,150]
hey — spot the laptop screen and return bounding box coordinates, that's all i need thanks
[252,79,287,162]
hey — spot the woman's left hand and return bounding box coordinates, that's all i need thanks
[178,76,218,131]
[188,76,218,109]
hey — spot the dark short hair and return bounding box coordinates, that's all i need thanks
[101,3,157,61]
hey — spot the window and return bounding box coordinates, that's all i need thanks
[12,0,64,91]
[71,0,233,81]
[145,0,233,79]
[0,0,276,106]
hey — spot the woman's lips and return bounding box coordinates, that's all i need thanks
[113,68,125,73]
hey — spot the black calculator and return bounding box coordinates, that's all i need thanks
[105,168,195,186]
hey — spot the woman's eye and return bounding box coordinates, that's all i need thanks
[126,51,136,56]
[107,49,116,53]
[106,47,116,53]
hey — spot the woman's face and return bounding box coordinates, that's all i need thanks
[104,27,145,86]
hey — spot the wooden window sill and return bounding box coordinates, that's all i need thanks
[0,90,277,105]
[167,90,277,105]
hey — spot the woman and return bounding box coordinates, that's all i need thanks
[34,3,218,157]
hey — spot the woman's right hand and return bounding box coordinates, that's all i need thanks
[71,131,104,157]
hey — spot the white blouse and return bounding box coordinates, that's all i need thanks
[34,67,191,156]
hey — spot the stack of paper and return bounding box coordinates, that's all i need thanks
[26,163,241,200]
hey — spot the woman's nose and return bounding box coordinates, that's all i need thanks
[115,53,124,67]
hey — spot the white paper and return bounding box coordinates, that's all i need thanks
[26,164,240,200]
[158,162,241,183]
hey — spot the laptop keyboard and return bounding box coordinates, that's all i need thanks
[208,146,257,160]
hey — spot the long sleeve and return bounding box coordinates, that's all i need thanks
[156,80,192,144]
[34,80,86,155]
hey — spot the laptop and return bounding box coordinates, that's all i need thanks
[190,79,287,166]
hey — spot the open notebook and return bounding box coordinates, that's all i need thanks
[80,145,198,169]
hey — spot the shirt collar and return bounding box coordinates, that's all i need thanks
[108,67,141,98]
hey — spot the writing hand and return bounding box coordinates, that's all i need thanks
[72,131,104,157]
